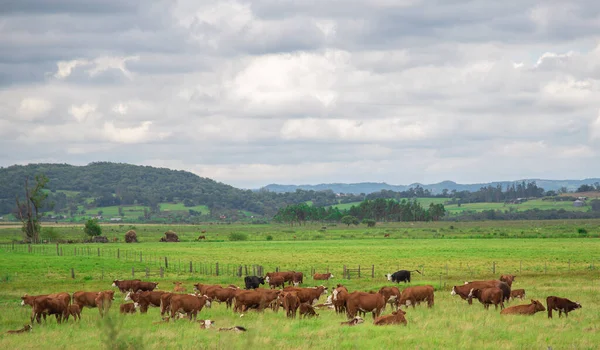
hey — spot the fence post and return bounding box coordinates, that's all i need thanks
[165,257,168,268]
[343,265,346,279]
[492,261,496,275]
[276,266,279,272]
[160,267,164,278]
[216,262,219,276]
[253,265,256,276]
[71,268,75,279]
[244,265,248,276]
[132,267,135,277]
[56,243,59,256]
[238,265,242,277]
[372,265,375,278]
[358,265,361,278]
[189,261,193,273]
[146,267,149,278]
[117,249,120,259]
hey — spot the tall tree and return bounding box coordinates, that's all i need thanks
[14,174,49,243]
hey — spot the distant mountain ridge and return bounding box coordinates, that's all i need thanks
[261,179,600,195]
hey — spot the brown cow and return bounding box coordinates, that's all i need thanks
[282,292,300,318]
[499,275,516,288]
[112,279,141,293]
[299,302,318,318]
[68,304,82,321]
[169,294,212,321]
[378,286,401,310]
[340,316,365,326]
[452,280,510,303]
[500,300,546,315]
[468,287,504,310]
[546,296,581,319]
[384,233,390,238]
[193,283,222,296]
[313,273,334,280]
[31,296,69,324]
[95,291,115,317]
[373,309,407,326]
[346,291,385,319]
[510,289,526,300]
[332,285,349,314]
[133,281,159,292]
[265,271,295,285]
[159,293,174,316]
[126,291,166,313]
[120,303,137,314]
[21,293,70,322]
[73,290,114,316]
[197,235,206,240]
[282,286,328,305]
[292,272,304,286]
[234,289,280,313]
[399,285,434,308]
[211,287,238,309]
[269,276,285,289]
[6,324,32,334]
[173,282,186,292]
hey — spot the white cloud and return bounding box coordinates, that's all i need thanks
[102,121,171,144]
[17,98,52,120]
[69,103,97,122]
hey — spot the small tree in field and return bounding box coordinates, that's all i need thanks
[341,215,359,226]
[15,174,50,243]
[84,218,102,237]
[362,219,376,227]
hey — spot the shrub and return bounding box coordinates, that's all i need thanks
[229,232,248,241]
[266,235,273,241]
[577,228,588,237]
[84,219,102,237]
[362,219,376,227]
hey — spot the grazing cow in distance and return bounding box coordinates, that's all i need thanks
[244,276,265,290]
[299,302,318,318]
[68,304,82,321]
[500,275,516,287]
[500,300,546,315]
[385,270,421,283]
[468,287,504,310]
[341,316,365,326]
[546,296,581,318]
[313,273,334,280]
[201,230,207,233]
[384,234,390,238]
[510,289,526,300]
[373,309,407,326]
[120,303,136,314]
[399,285,434,308]
[173,282,186,292]
[197,235,206,240]
[210,286,238,309]
[127,291,168,313]
[265,271,295,285]
[452,281,510,303]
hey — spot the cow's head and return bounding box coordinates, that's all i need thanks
[531,300,546,312]
[353,316,365,324]
[451,286,457,295]
[112,280,120,287]
[329,274,335,279]
[199,319,215,329]
[385,274,392,281]
[574,302,582,310]
[124,292,132,301]
[202,295,212,308]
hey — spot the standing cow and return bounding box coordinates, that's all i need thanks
[385,270,421,283]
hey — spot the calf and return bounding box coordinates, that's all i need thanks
[244,276,265,290]
[282,292,300,318]
[346,291,385,319]
[468,287,504,310]
[378,286,401,310]
[173,282,186,292]
[499,275,516,288]
[546,296,581,319]
[269,275,286,289]
[313,273,334,280]
[399,285,434,308]
[112,279,141,293]
[169,294,212,321]
[95,291,115,317]
[292,272,304,286]
[68,304,82,321]
[299,302,318,318]
[120,303,137,314]
[373,309,407,326]
[341,316,364,326]
[385,270,421,283]
[510,289,526,300]
[197,319,215,329]
[500,300,545,315]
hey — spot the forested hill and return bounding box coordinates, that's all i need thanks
[0,162,286,217]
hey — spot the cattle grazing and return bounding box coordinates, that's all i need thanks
[68,304,82,321]
[244,276,265,290]
[398,285,434,308]
[173,282,186,292]
[341,316,365,326]
[209,286,238,309]
[31,296,69,324]
[265,271,296,285]
[452,280,510,303]
[385,270,421,283]
[546,296,581,319]
[332,285,349,314]
[201,230,207,233]
[468,287,504,310]
[6,324,32,334]
[346,291,385,319]
[378,286,401,310]
[112,279,141,293]
[127,291,167,313]
[193,283,222,296]
[510,289,526,300]
[197,235,206,240]
[282,292,301,318]
[169,294,212,321]
[219,326,247,332]
[95,291,115,317]
[21,293,70,322]
[373,309,407,326]
[120,303,137,314]
[73,291,103,309]
[268,275,286,289]
[282,286,328,305]
[499,275,516,288]
[292,272,304,286]
[234,289,280,313]
[299,302,318,318]
[500,300,546,315]
[197,319,215,329]
[384,234,390,238]
[313,273,334,280]
[134,281,159,292]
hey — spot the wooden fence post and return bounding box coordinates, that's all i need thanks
[238,265,242,277]
[28,244,31,253]
[244,265,248,276]
[98,247,100,257]
[358,265,361,278]
[132,267,135,277]
[74,247,76,256]
[493,261,496,274]
[216,262,219,276]
[71,268,75,279]
[372,265,375,278]
[56,243,59,256]
[117,249,120,259]
[253,265,256,276]
[343,265,346,279]
[189,261,193,273]
[165,257,168,268]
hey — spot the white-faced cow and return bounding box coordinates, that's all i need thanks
[385,270,421,283]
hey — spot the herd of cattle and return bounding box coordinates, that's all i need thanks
[10,269,583,334]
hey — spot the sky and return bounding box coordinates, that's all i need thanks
[1,0,600,189]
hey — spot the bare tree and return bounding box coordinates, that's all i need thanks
[14,174,49,243]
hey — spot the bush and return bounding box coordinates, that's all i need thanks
[41,227,61,241]
[577,228,588,237]
[229,232,248,241]
[362,219,376,227]
[84,218,102,237]
[266,235,273,241]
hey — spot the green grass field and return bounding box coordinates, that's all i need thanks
[0,221,599,349]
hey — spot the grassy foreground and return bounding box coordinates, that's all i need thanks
[0,222,599,349]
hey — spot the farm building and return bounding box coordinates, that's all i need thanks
[573,200,585,207]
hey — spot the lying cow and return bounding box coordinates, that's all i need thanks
[546,296,581,319]
[373,309,407,326]
[313,273,334,280]
[468,287,504,310]
[510,289,526,300]
[341,316,364,326]
[500,300,545,315]
[173,282,186,292]
[399,285,434,308]
[197,319,215,329]
[6,324,32,334]
[244,276,265,290]
[385,270,421,283]
[299,302,318,318]
[120,303,137,314]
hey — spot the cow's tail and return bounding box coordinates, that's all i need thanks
[412,270,422,274]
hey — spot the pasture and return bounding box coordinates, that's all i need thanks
[0,221,599,349]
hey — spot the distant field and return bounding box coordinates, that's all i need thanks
[0,220,599,349]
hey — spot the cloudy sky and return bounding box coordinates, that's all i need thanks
[1,1,600,189]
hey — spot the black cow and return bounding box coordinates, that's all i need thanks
[385,270,421,283]
[244,276,265,290]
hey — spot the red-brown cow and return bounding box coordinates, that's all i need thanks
[68,304,82,321]
[95,291,115,317]
[120,303,137,314]
[373,309,407,326]
[169,294,212,321]
[269,276,285,289]
[31,296,69,324]
[112,279,141,293]
[500,300,546,315]
[126,291,167,313]
[452,280,510,303]
[378,286,401,310]
[211,287,238,309]
[133,281,159,292]
[510,289,526,300]
[282,292,300,318]
[332,285,349,314]
[159,293,174,316]
[499,275,516,288]
[173,282,186,292]
[546,296,582,319]
[282,286,328,305]
[233,289,280,313]
[193,283,222,296]
[313,273,334,280]
[292,272,304,286]
[21,293,70,322]
[346,291,385,319]
[468,287,504,310]
[265,271,295,285]
[299,302,318,318]
[399,285,434,308]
